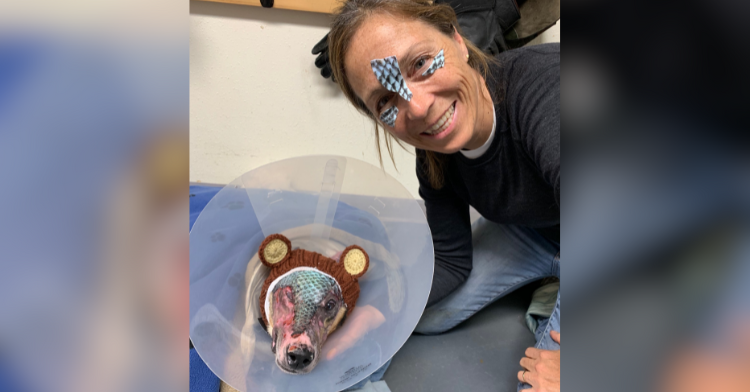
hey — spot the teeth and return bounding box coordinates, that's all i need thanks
[425,104,455,135]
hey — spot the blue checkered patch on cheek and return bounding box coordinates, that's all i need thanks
[422,49,445,76]
[371,56,413,102]
[379,106,398,127]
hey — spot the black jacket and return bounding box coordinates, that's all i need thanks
[437,0,521,54]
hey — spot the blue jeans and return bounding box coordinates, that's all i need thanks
[347,218,561,391]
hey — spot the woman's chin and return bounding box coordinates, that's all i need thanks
[436,144,463,154]
[427,129,471,154]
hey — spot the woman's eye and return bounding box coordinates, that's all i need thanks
[416,58,426,68]
[377,95,390,111]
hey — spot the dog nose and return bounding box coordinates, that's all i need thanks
[286,346,314,370]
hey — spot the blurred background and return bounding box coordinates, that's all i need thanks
[0,0,188,391]
[563,0,750,390]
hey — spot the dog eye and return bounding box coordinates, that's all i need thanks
[326,300,336,311]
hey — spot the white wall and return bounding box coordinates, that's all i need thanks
[190,0,559,198]
[190,1,419,196]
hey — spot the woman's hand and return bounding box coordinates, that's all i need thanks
[323,304,385,360]
[518,330,561,392]
[323,250,385,359]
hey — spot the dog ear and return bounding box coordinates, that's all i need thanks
[258,234,292,268]
[340,245,369,279]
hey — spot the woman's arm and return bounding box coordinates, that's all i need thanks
[416,151,474,307]
[511,44,560,206]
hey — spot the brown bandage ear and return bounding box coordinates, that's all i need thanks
[258,234,292,268]
[340,245,369,279]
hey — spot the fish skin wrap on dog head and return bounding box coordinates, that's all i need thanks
[257,233,369,374]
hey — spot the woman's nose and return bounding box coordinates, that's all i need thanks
[404,88,432,121]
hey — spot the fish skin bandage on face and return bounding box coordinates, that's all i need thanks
[379,106,398,127]
[370,56,413,102]
[422,49,445,76]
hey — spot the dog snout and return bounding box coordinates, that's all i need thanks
[286,345,314,371]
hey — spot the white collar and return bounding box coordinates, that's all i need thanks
[460,108,496,159]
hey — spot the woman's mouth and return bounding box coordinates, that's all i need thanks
[421,102,456,138]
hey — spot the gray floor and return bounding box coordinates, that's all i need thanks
[382,284,538,392]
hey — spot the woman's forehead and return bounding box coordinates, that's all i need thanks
[345,15,442,98]
[348,14,436,61]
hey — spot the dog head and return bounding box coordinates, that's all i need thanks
[257,234,369,374]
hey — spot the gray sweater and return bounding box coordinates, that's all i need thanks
[417,43,560,306]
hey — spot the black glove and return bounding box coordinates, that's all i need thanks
[312,33,335,82]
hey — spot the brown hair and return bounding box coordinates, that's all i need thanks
[328,0,497,189]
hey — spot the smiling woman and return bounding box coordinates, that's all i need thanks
[341,12,494,156]
[328,0,498,189]
[327,1,560,391]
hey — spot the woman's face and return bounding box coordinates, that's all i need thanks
[344,13,485,154]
